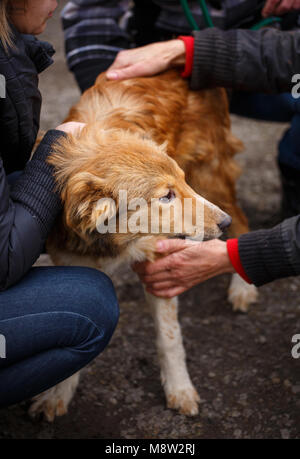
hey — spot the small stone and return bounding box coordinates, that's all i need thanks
[234,429,242,438]
[208,372,216,378]
[281,429,290,439]
[291,385,300,394]
[212,399,223,410]
[258,335,267,344]
[284,379,292,388]
[223,375,231,384]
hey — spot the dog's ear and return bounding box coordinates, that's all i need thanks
[68,172,105,197]
[72,172,118,234]
[63,172,115,235]
[92,197,117,233]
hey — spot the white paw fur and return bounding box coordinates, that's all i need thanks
[29,373,80,422]
[228,273,258,313]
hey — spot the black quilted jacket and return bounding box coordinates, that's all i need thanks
[0,26,64,291]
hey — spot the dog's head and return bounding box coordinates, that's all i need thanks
[49,124,231,248]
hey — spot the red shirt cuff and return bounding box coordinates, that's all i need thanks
[178,36,194,78]
[226,238,252,284]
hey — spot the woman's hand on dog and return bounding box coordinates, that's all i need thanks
[55,122,86,135]
[132,238,235,298]
[106,40,186,80]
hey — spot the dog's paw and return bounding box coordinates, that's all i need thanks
[166,386,200,416]
[228,273,258,313]
[29,373,79,422]
[29,394,68,422]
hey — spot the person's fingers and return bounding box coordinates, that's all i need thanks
[132,239,194,277]
[132,254,174,276]
[55,121,86,135]
[107,50,132,71]
[262,0,281,16]
[262,0,280,16]
[146,285,186,298]
[275,0,294,14]
[107,47,158,80]
[141,270,176,284]
[155,238,193,255]
[145,280,177,291]
[106,63,147,80]
[140,255,176,276]
[106,70,122,80]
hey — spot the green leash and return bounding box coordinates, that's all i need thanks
[250,16,282,30]
[180,0,282,30]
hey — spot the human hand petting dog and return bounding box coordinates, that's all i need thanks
[106,39,185,81]
[262,0,300,17]
[132,238,235,298]
[106,0,300,82]
[55,122,86,135]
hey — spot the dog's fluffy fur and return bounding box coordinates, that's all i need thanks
[29,70,257,421]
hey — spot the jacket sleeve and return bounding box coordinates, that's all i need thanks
[238,216,300,286]
[61,0,131,92]
[0,130,65,291]
[191,27,300,93]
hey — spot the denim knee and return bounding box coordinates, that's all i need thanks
[79,268,120,348]
[51,268,119,361]
[64,268,120,352]
[5,266,120,357]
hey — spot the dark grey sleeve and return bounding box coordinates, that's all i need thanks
[191,27,300,93]
[238,216,300,286]
[0,130,65,291]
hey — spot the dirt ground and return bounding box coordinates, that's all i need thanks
[1,2,300,439]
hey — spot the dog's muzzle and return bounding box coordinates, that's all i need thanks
[217,215,232,232]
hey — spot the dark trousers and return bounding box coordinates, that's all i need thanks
[0,266,119,408]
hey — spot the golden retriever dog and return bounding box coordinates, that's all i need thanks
[29,70,257,421]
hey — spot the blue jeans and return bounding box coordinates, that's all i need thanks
[230,92,300,171]
[0,266,119,407]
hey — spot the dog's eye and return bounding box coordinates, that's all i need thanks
[159,190,176,203]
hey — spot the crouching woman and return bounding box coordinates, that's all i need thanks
[0,0,119,414]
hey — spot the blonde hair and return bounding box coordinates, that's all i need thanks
[0,0,13,51]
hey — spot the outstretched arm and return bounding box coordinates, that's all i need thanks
[106,27,300,95]
[133,215,300,297]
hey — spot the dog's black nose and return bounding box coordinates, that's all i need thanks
[218,215,232,232]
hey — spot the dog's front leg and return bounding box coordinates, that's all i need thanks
[144,290,200,416]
